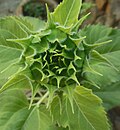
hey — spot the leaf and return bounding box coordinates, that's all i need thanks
[0,26,24,88]
[39,105,55,130]
[95,81,120,110]
[23,17,46,32]
[0,74,33,92]
[7,36,32,50]
[0,17,28,38]
[31,37,49,53]
[42,83,57,107]
[9,16,46,34]
[46,4,55,29]
[32,36,41,44]
[0,29,22,50]
[80,24,112,45]
[69,35,86,46]
[55,127,69,130]
[81,25,120,110]
[52,0,82,27]
[96,29,120,54]
[82,25,120,87]
[24,45,36,58]
[90,50,117,71]
[0,88,30,130]
[59,37,76,50]
[88,52,120,110]
[51,86,109,130]
[72,13,91,32]
[0,63,23,87]
[0,46,21,70]
[57,25,72,34]
[0,46,22,83]
[0,31,23,87]
[47,28,67,43]
[29,83,40,109]
[0,89,55,130]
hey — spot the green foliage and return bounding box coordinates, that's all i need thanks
[0,89,55,130]
[23,1,47,19]
[81,2,94,14]
[0,0,120,129]
[52,0,82,27]
[51,86,109,130]
[80,25,120,110]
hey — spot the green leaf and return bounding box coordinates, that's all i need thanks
[39,105,55,130]
[0,74,33,92]
[95,81,120,110]
[46,4,55,29]
[31,37,49,53]
[96,29,120,54]
[69,35,86,46]
[0,88,29,130]
[0,29,23,49]
[0,46,22,86]
[32,36,41,44]
[82,25,120,88]
[57,25,72,34]
[23,17,46,32]
[72,13,90,32]
[0,89,55,130]
[55,127,69,130]
[81,25,120,110]
[47,29,67,43]
[87,52,120,110]
[52,0,82,27]
[0,45,21,71]
[24,45,36,58]
[29,83,40,109]
[51,86,109,130]
[80,24,112,45]
[0,26,24,88]
[0,17,28,38]
[42,83,57,107]
[0,63,23,87]
[0,30,24,88]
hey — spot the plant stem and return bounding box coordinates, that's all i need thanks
[36,91,49,107]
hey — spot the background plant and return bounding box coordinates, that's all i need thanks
[23,0,48,19]
[0,0,120,130]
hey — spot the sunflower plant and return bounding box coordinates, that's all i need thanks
[0,0,120,130]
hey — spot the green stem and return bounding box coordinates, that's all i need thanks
[36,91,49,107]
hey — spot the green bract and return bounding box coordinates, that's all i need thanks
[0,0,120,130]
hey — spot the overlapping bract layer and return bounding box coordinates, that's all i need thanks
[26,31,84,88]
